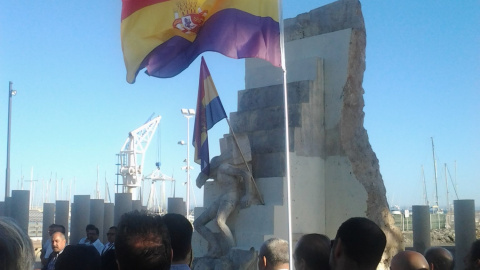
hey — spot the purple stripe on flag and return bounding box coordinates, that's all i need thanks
[140,8,280,78]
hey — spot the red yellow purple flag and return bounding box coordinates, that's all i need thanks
[121,0,281,83]
[192,57,227,176]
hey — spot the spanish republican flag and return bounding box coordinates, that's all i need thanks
[193,57,227,176]
[121,0,281,83]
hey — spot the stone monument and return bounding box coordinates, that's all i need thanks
[193,0,403,269]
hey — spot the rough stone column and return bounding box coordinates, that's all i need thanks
[412,205,430,253]
[454,199,476,270]
[168,197,186,215]
[90,199,105,242]
[42,203,55,245]
[11,190,30,233]
[114,193,132,225]
[70,195,90,244]
[103,203,114,243]
[55,200,70,243]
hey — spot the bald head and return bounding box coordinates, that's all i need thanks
[424,247,453,270]
[391,251,429,270]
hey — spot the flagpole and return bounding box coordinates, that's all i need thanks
[278,0,294,266]
[225,118,264,205]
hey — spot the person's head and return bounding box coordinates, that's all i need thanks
[294,233,330,270]
[85,224,96,234]
[465,239,480,270]
[55,245,101,270]
[0,217,35,270]
[424,246,454,270]
[330,217,386,270]
[106,226,117,244]
[115,210,172,270]
[162,213,193,265]
[55,224,66,234]
[48,224,56,236]
[390,250,429,270]
[87,227,100,243]
[258,238,289,270]
[51,231,67,253]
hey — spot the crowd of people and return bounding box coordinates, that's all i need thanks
[1,213,480,270]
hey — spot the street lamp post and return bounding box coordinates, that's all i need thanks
[5,82,17,199]
[180,108,195,217]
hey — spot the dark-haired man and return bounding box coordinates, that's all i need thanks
[424,246,454,270]
[329,217,386,270]
[87,226,104,254]
[294,233,330,270]
[115,210,172,270]
[163,213,193,269]
[79,224,96,245]
[465,239,480,270]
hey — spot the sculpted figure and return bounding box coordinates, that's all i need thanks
[194,135,259,258]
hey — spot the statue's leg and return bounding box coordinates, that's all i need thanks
[215,197,237,250]
[194,200,222,257]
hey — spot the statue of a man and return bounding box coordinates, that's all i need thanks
[193,135,259,258]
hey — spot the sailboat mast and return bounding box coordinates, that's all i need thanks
[445,163,449,211]
[431,137,439,208]
[421,165,429,206]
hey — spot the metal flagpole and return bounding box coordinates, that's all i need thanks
[278,0,293,266]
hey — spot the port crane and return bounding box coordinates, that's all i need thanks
[117,115,161,199]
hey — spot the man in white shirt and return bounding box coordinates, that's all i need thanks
[101,226,116,255]
[78,224,96,245]
[87,226,104,254]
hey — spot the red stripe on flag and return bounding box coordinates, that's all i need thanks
[121,0,169,20]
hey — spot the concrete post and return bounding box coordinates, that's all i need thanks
[168,197,186,216]
[454,200,476,270]
[11,190,30,233]
[412,205,430,253]
[0,201,5,216]
[70,195,90,244]
[55,200,70,243]
[103,203,114,243]
[132,200,142,211]
[114,193,132,226]
[90,199,105,242]
[42,203,55,245]
[4,197,12,217]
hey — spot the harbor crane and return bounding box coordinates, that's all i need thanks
[117,115,161,198]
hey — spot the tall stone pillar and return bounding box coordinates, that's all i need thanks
[132,200,142,211]
[11,190,30,233]
[114,193,132,225]
[168,198,186,216]
[454,200,476,270]
[103,203,114,243]
[55,200,70,243]
[70,195,90,244]
[0,201,5,216]
[42,203,55,245]
[90,199,105,241]
[412,205,430,253]
[4,197,12,217]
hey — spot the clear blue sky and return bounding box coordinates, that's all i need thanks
[0,1,478,210]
